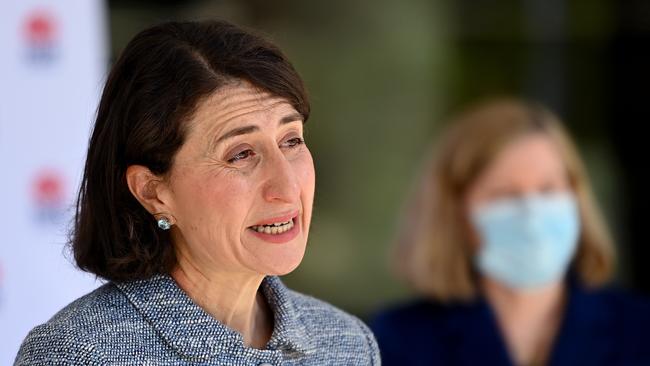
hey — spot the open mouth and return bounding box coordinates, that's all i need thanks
[249,218,296,235]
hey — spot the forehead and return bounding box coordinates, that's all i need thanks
[482,133,565,182]
[188,82,296,133]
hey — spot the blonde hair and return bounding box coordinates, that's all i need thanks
[394,98,615,302]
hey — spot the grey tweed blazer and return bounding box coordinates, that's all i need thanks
[14,275,380,365]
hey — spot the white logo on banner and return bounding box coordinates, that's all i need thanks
[0,0,107,363]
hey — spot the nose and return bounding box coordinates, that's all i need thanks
[261,148,300,203]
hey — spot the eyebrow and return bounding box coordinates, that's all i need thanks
[214,113,304,144]
[279,113,303,125]
[216,125,259,144]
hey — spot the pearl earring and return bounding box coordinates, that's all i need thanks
[157,217,172,230]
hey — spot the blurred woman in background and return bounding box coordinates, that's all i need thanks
[372,98,650,366]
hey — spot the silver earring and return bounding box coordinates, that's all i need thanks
[157,217,172,230]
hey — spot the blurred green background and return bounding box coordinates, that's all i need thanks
[107,0,650,318]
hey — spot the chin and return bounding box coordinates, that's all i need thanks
[259,248,306,276]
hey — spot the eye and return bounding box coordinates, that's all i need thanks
[281,137,305,148]
[227,149,256,163]
[540,181,564,194]
[540,185,554,193]
[487,188,514,200]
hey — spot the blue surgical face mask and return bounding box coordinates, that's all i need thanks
[471,192,580,289]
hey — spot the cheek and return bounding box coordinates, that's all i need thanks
[302,154,316,237]
[296,150,315,201]
[173,172,254,232]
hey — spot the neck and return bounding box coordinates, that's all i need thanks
[170,254,273,349]
[483,277,566,366]
[483,277,565,318]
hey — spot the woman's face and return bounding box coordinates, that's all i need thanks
[161,82,315,276]
[462,132,583,290]
[464,133,571,244]
[465,133,571,247]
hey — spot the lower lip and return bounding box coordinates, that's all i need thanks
[248,217,300,244]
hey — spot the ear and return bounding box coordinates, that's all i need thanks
[125,165,174,218]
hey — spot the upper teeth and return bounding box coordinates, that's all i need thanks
[251,220,294,234]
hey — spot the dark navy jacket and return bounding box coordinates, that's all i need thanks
[371,284,650,366]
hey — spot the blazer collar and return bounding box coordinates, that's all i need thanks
[115,274,314,361]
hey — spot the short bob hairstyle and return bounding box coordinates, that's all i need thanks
[394,98,615,302]
[72,20,309,282]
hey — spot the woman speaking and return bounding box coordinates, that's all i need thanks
[15,20,379,365]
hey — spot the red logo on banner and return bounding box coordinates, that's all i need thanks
[33,170,65,206]
[22,9,59,63]
[24,11,57,45]
[31,169,67,224]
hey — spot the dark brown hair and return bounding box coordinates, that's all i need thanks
[72,20,310,282]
